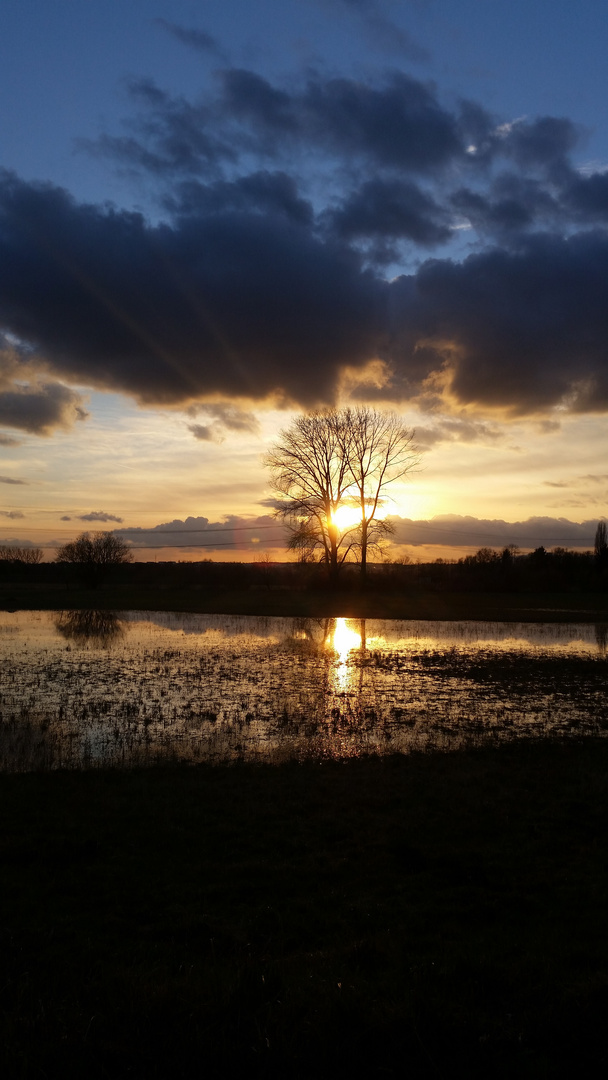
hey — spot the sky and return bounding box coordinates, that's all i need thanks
[1,0,608,561]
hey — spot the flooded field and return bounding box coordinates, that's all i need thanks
[1,609,608,770]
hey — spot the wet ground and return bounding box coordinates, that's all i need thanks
[1,610,607,770]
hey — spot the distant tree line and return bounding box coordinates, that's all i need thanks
[2,541,608,596]
[2,520,608,596]
[0,545,43,564]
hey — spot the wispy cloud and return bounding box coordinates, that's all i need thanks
[77,510,124,523]
[154,18,228,61]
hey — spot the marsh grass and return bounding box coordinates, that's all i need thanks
[1,743,608,1077]
[3,612,608,770]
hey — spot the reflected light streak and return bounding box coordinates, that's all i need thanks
[326,617,362,691]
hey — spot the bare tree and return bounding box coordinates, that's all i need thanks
[264,407,418,582]
[339,407,419,581]
[263,411,356,582]
[55,531,133,586]
[0,545,43,564]
[595,521,608,568]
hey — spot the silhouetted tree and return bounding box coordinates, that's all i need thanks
[264,411,355,583]
[339,407,418,581]
[0,545,43,564]
[595,521,608,569]
[55,531,133,586]
[264,408,418,583]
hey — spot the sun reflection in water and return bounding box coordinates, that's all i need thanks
[326,618,362,691]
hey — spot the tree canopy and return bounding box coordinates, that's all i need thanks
[264,407,418,581]
[55,531,133,586]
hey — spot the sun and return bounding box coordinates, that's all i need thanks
[331,501,389,530]
[332,504,363,529]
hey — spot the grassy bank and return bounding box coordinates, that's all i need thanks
[3,579,608,620]
[2,742,608,1077]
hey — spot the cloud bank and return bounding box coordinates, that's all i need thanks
[113,515,288,552]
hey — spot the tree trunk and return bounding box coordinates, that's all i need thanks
[327,521,340,584]
[360,518,368,584]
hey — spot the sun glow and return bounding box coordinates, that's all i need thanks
[332,504,363,529]
[331,502,388,530]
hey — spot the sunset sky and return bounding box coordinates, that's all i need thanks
[2,0,608,561]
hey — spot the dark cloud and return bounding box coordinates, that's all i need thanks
[563,169,608,222]
[92,68,465,178]
[0,475,26,484]
[0,338,89,433]
[0,433,20,445]
[387,230,608,414]
[0,171,381,409]
[413,418,503,449]
[200,403,260,433]
[0,380,88,435]
[327,178,451,253]
[79,78,235,179]
[0,509,24,519]
[297,72,462,171]
[155,19,227,61]
[451,164,608,240]
[189,423,215,442]
[60,515,71,520]
[165,171,313,225]
[77,510,124,523]
[188,402,260,442]
[258,496,288,511]
[500,116,581,172]
[2,167,608,418]
[3,49,608,427]
[219,70,296,137]
[451,174,561,239]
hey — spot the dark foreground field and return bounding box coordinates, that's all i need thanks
[2,742,608,1078]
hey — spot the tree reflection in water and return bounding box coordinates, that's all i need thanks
[55,610,126,648]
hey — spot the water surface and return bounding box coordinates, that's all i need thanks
[1,610,607,770]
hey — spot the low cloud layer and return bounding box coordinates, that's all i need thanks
[105,512,603,555]
[0,60,607,427]
[115,513,601,555]
[389,514,599,550]
[113,515,287,552]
